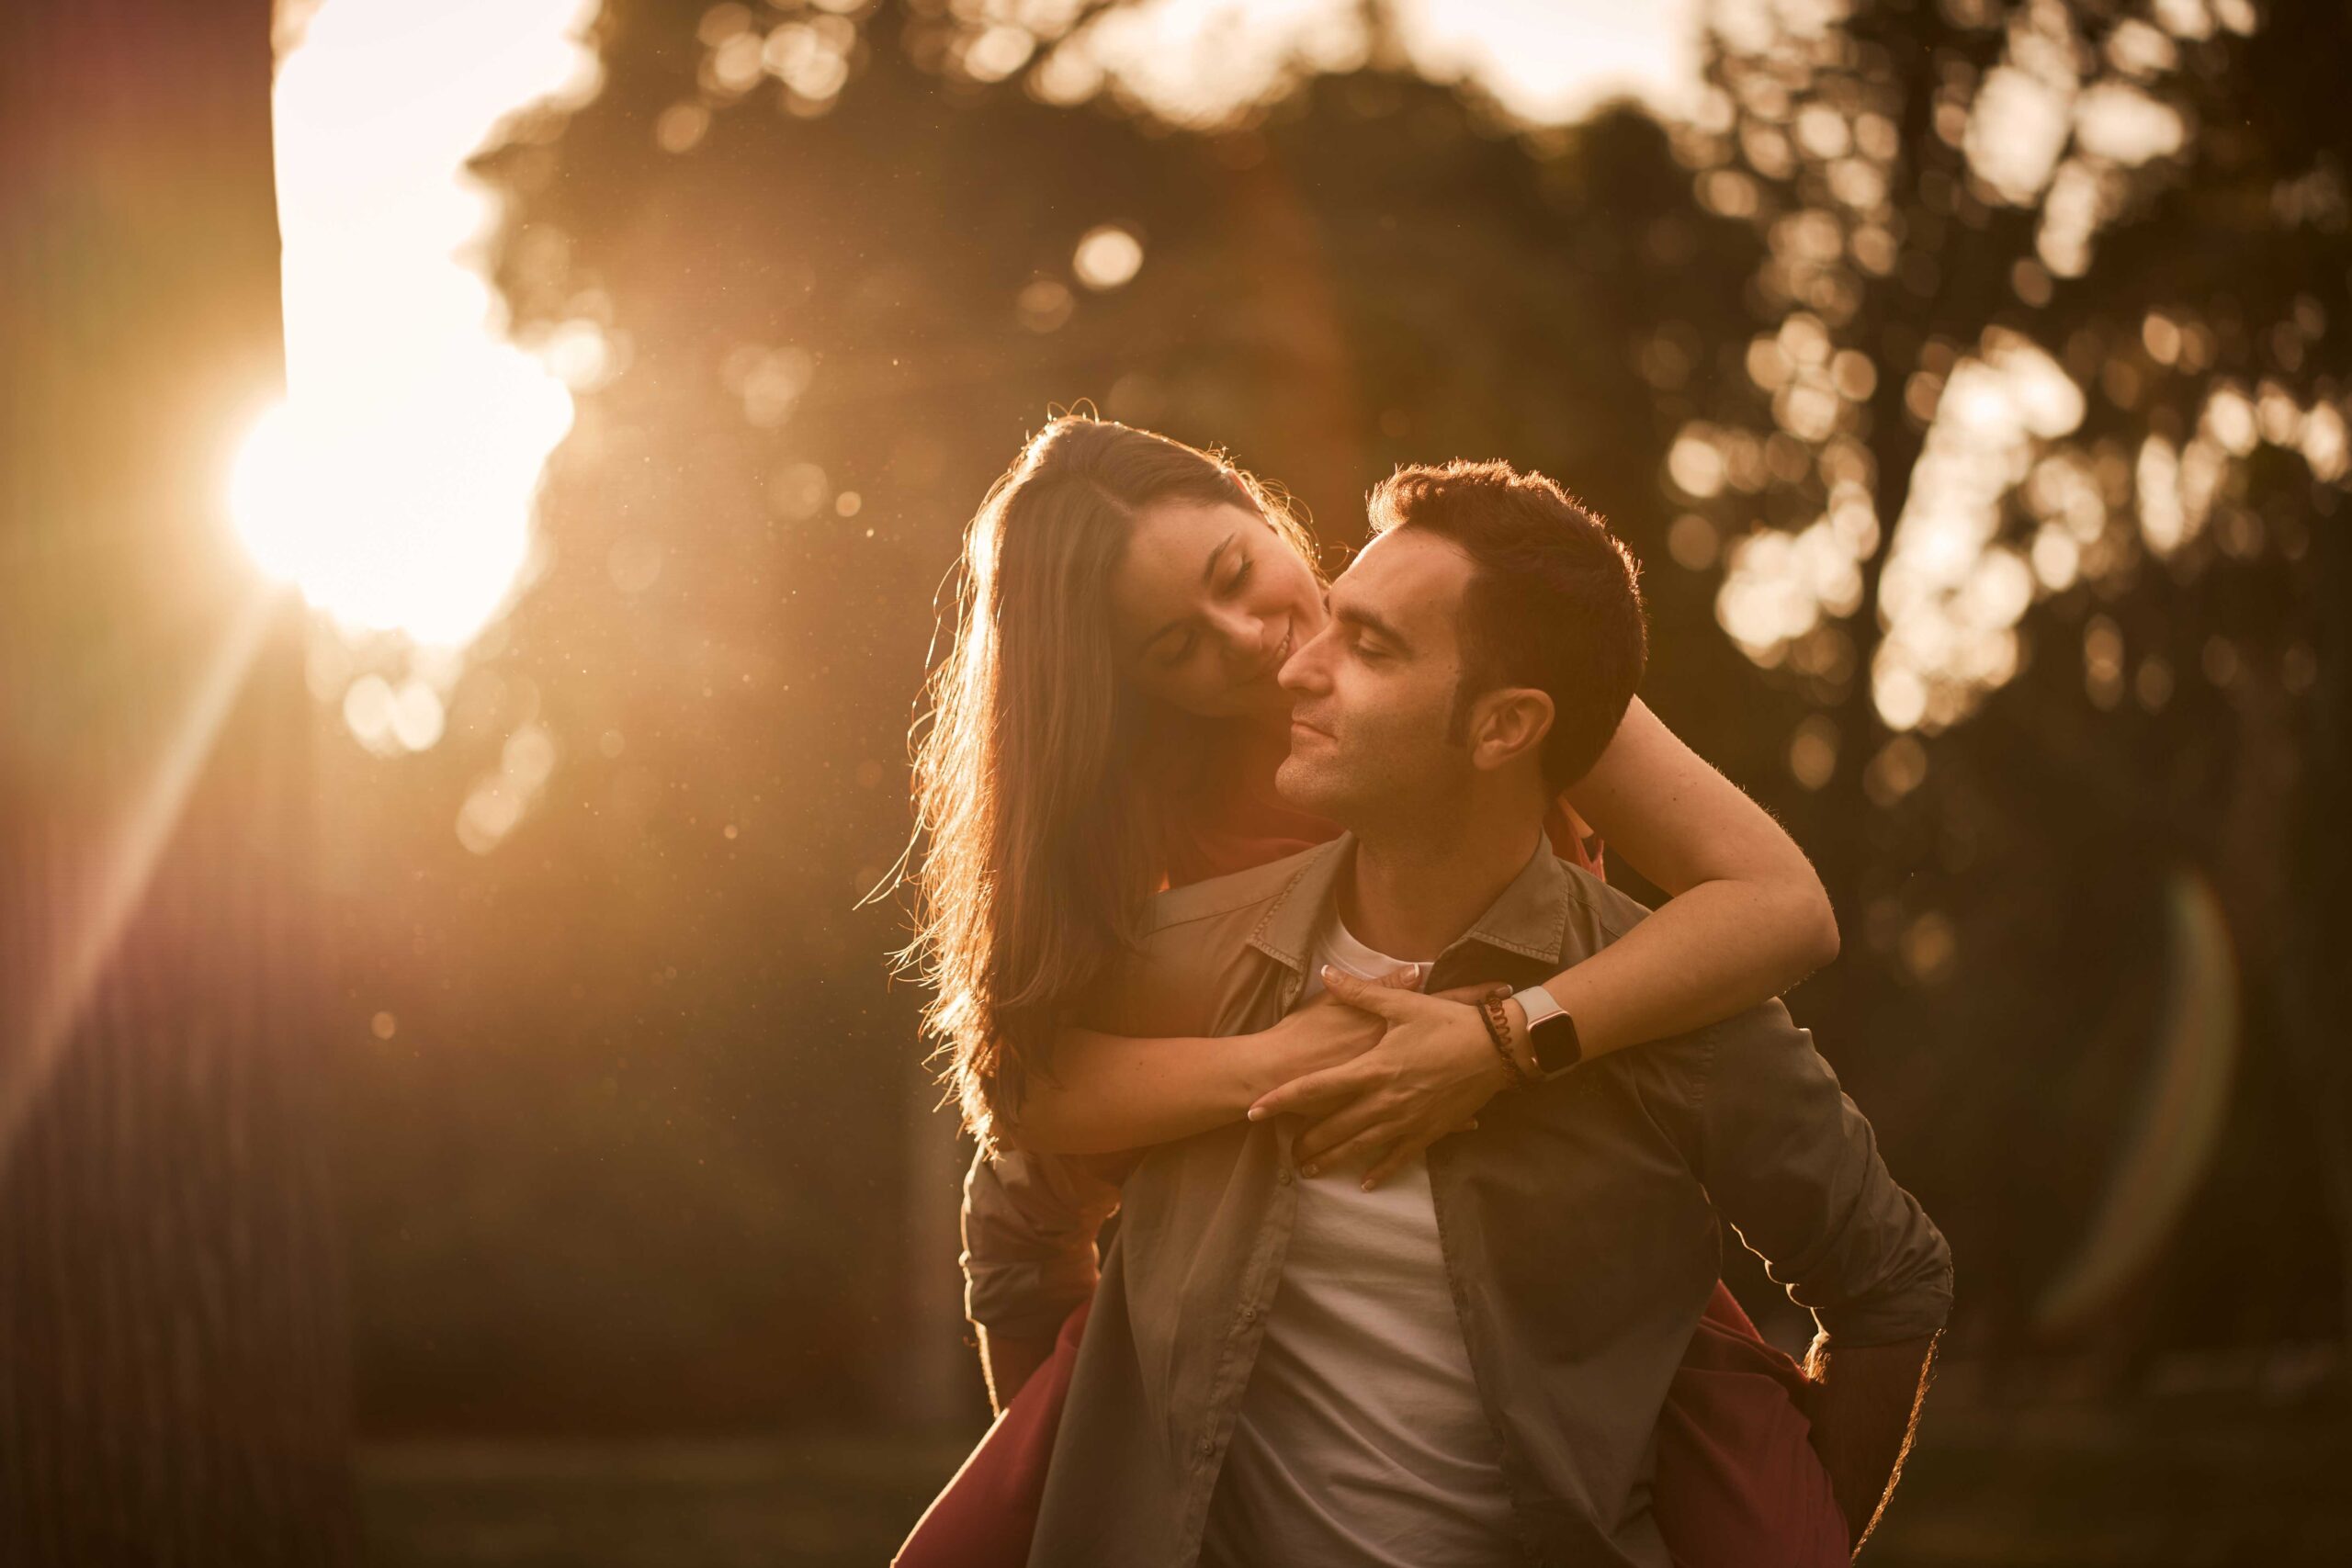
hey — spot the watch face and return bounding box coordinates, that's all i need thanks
[1529,1010,1581,1075]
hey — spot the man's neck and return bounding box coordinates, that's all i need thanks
[1336,786,1548,964]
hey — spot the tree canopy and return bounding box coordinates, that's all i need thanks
[322,0,2351,1426]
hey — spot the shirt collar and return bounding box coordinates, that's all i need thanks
[1247,829,1573,976]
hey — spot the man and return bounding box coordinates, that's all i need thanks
[963,460,1951,1566]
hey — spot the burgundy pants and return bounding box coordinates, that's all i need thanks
[897,1282,1847,1568]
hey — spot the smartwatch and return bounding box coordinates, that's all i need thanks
[1510,984,1583,1077]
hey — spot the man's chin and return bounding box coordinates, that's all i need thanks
[1274,754,1350,819]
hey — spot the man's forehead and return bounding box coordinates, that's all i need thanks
[1331,529,1472,628]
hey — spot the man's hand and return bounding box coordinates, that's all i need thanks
[1804,1330,1940,1553]
[976,1325,1058,1417]
[1248,970,1510,1190]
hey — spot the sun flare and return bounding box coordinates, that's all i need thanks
[231,0,604,651]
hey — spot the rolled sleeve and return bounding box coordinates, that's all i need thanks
[1693,1001,1953,1347]
[960,1141,1124,1345]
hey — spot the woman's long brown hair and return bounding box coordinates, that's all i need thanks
[900,414,1313,1150]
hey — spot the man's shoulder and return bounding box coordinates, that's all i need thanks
[1074,842,1336,1038]
[1555,855,1656,955]
[1139,840,1337,939]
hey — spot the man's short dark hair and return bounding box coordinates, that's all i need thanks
[1367,459,1646,789]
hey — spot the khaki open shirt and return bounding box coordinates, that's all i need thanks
[962,836,1952,1568]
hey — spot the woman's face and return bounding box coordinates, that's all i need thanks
[1109,498,1327,719]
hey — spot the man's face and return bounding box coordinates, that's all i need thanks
[1275,529,1476,826]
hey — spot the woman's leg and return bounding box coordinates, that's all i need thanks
[894,1298,1093,1568]
[1651,1281,1850,1568]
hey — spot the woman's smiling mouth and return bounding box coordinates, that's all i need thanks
[1251,624,1293,683]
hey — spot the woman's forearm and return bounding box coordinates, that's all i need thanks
[1514,876,1836,1062]
[1007,1023,1319,1155]
[1533,695,1838,1061]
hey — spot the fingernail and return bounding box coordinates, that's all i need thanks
[1246,1106,1263,1122]
[1360,1179,1374,1191]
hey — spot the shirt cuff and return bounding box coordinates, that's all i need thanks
[963,1252,1099,1345]
[1813,1261,1954,1347]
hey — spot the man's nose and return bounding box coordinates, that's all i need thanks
[1278,626,1330,694]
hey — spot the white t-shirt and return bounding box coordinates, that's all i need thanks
[1198,917,1521,1567]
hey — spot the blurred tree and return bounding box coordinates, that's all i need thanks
[1653,0,2351,1372]
[0,2,353,1563]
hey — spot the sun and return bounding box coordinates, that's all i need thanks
[229,0,604,652]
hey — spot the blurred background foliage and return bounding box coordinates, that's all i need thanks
[316,0,2351,1454]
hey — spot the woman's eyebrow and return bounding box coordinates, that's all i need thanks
[1199,531,1238,586]
[1138,530,1240,653]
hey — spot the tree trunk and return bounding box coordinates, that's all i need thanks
[0,4,355,1562]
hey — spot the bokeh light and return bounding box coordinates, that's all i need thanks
[1072,224,1145,291]
[1871,331,2083,733]
[935,0,1702,130]
[1676,0,2348,743]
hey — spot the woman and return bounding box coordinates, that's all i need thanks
[896,416,1848,1567]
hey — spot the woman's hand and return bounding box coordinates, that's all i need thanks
[1265,964,1420,1080]
[1008,965,1420,1156]
[1247,969,1513,1191]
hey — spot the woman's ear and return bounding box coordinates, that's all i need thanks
[1470,687,1555,774]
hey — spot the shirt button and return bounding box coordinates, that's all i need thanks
[1239,1304,1258,1324]
[1197,1434,1216,1457]
[1278,1167,1295,1186]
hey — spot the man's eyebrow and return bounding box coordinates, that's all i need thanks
[1333,600,1410,651]
[1138,529,1239,654]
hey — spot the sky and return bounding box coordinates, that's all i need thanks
[1399,0,1705,122]
[1043,0,1706,129]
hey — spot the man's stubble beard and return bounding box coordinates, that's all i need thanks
[1276,741,1458,840]
[1272,750,1343,819]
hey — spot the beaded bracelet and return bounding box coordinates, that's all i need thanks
[1476,984,1541,1090]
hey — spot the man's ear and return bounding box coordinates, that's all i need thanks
[1468,686,1555,774]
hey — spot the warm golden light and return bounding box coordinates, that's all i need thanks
[1072,225,1145,291]
[232,0,604,654]
[945,0,1699,130]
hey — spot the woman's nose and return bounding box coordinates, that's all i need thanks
[1205,604,1264,660]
